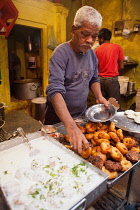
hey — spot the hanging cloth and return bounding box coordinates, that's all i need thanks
[48,27,59,50]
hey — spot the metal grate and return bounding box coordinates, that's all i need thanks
[92,188,127,210]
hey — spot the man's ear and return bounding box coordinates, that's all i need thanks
[71,25,76,36]
[101,37,105,43]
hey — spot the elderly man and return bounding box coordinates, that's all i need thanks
[44,6,108,154]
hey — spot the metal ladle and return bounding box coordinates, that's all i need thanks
[17,127,40,156]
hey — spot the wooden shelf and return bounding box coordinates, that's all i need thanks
[121,91,137,97]
[124,62,138,67]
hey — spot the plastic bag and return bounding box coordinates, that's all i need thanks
[48,27,59,50]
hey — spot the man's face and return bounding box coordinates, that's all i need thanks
[98,37,104,45]
[71,22,100,53]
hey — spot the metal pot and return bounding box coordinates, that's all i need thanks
[127,81,135,93]
[14,79,41,100]
[124,56,130,62]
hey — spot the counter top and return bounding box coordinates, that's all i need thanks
[3,110,41,135]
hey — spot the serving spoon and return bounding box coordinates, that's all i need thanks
[17,127,40,156]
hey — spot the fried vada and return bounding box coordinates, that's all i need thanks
[102,166,118,179]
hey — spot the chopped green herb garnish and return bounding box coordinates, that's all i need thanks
[39,194,46,200]
[71,165,79,177]
[43,165,50,169]
[49,183,53,190]
[79,162,85,166]
[4,171,8,175]
[50,173,56,177]
[29,188,40,198]
[71,163,87,177]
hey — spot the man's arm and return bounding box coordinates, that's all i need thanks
[51,93,89,154]
[118,59,124,70]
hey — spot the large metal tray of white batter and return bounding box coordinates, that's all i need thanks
[0,131,108,210]
[112,112,140,133]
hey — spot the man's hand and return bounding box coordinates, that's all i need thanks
[90,82,109,107]
[96,96,109,107]
[66,123,89,154]
[51,93,89,154]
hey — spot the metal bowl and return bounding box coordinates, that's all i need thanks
[41,125,57,134]
[85,104,117,122]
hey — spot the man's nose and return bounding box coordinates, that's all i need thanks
[86,36,94,44]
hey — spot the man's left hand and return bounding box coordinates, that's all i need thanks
[96,96,109,107]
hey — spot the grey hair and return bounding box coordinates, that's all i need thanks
[73,6,102,28]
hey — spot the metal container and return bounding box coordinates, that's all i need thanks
[14,79,41,100]
[85,104,117,122]
[31,97,46,123]
[127,81,135,93]
[0,132,108,210]
[55,122,140,187]
[112,112,140,133]
[124,56,130,62]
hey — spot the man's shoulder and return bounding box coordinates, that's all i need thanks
[54,42,69,51]
[110,43,122,48]
[52,42,70,58]
[94,44,103,52]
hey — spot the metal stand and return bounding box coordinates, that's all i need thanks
[125,168,136,205]
[92,167,137,210]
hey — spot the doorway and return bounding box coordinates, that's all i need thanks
[7,24,42,100]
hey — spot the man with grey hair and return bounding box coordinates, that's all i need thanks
[44,6,108,154]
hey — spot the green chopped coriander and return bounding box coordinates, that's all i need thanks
[4,171,8,175]
[79,162,86,166]
[50,173,56,177]
[71,165,79,177]
[43,165,50,169]
[29,188,40,198]
[49,183,53,191]
[71,163,86,177]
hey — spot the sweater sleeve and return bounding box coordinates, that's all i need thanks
[46,45,68,102]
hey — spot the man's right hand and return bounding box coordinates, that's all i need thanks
[65,122,89,154]
[51,93,89,154]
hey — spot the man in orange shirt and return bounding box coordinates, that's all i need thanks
[95,28,124,107]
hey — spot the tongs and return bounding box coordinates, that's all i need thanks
[17,127,40,156]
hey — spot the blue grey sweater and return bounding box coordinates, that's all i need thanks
[46,42,99,118]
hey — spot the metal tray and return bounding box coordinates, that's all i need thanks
[0,131,108,210]
[107,161,140,188]
[112,112,140,133]
[55,122,140,189]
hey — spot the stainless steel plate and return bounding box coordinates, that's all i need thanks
[85,104,117,122]
[112,112,140,133]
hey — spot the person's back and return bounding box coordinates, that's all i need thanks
[95,42,124,77]
[95,28,124,106]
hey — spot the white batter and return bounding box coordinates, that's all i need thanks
[0,136,105,210]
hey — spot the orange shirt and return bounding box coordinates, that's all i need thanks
[95,43,124,77]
